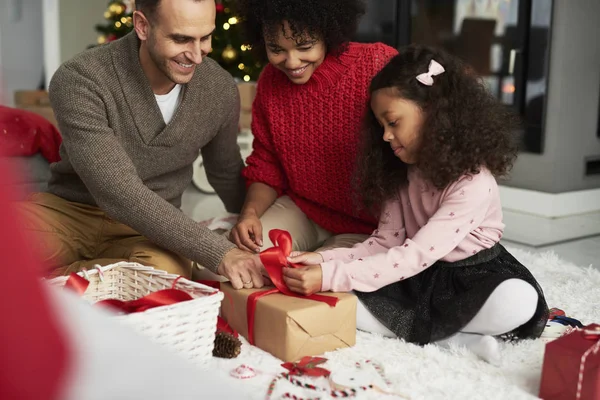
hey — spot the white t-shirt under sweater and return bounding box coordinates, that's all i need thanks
[155,84,183,124]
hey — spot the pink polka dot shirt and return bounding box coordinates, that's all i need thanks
[319,166,504,292]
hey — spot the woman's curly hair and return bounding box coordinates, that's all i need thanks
[356,44,521,213]
[235,0,366,61]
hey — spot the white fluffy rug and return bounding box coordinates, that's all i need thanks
[207,248,600,400]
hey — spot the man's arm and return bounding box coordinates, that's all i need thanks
[201,83,246,213]
[48,66,235,272]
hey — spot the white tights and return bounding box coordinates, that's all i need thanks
[356,279,539,364]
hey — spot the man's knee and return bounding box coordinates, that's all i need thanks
[129,246,192,278]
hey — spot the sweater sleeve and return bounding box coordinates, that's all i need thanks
[320,173,495,292]
[200,83,246,213]
[48,66,236,273]
[241,72,288,195]
[318,200,405,263]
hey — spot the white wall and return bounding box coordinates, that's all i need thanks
[0,0,44,106]
[58,0,108,64]
[44,0,107,89]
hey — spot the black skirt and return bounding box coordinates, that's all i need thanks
[354,244,549,345]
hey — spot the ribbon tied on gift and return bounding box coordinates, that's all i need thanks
[246,229,339,344]
[576,325,600,400]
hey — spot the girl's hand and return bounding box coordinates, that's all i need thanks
[287,251,324,265]
[282,265,323,296]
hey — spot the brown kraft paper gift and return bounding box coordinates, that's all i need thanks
[220,282,357,362]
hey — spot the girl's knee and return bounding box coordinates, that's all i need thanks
[491,279,538,330]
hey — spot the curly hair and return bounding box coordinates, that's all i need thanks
[235,0,366,61]
[355,44,521,213]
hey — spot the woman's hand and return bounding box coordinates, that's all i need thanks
[287,251,324,265]
[282,264,323,296]
[230,211,263,253]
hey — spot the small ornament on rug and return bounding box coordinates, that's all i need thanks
[281,356,330,377]
[213,331,242,358]
[230,364,258,379]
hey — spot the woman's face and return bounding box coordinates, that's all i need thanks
[264,20,326,85]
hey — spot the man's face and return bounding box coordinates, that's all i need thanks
[137,0,216,85]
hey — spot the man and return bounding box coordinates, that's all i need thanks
[17,0,265,289]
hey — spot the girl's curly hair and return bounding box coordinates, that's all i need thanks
[235,0,366,61]
[355,44,521,213]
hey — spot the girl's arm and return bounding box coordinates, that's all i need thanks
[320,172,496,292]
[318,199,406,263]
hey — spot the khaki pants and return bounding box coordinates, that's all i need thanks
[16,192,192,278]
[260,196,368,252]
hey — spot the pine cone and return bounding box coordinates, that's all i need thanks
[213,331,242,359]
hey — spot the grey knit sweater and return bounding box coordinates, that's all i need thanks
[47,32,245,272]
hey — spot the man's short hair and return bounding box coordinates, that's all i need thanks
[135,0,206,22]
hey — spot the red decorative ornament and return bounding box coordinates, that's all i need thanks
[107,34,118,42]
[216,3,224,13]
[281,356,330,378]
[230,364,257,379]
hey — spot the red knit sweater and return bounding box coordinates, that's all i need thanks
[243,42,398,235]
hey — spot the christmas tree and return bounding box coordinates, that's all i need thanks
[212,0,263,81]
[94,1,134,45]
[93,0,263,81]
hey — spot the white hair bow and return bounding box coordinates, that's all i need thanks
[416,59,445,86]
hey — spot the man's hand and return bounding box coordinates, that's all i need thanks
[282,264,323,296]
[217,248,266,289]
[229,211,263,253]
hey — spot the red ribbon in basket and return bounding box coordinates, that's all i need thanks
[245,229,338,344]
[63,271,195,314]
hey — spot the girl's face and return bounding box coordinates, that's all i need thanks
[264,20,326,85]
[370,88,424,164]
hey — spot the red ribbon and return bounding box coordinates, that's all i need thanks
[97,290,194,314]
[64,272,196,314]
[64,272,89,295]
[281,356,331,377]
[64,271,238,338]
[246,229,338,344]
[576,327,600,400]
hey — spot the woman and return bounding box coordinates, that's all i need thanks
[231,0,398,270]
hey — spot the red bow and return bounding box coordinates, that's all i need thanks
[281,356,331,377]
[246,229,338,344]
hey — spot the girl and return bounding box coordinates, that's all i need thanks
[230,0,398,286]
[284,45,549,363]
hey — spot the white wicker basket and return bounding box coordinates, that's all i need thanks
[46,262,224,367]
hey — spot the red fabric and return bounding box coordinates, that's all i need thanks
[0,105,62,162]
[243,42,398,235]
[539,324,600,400]
[0,158,69,400]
